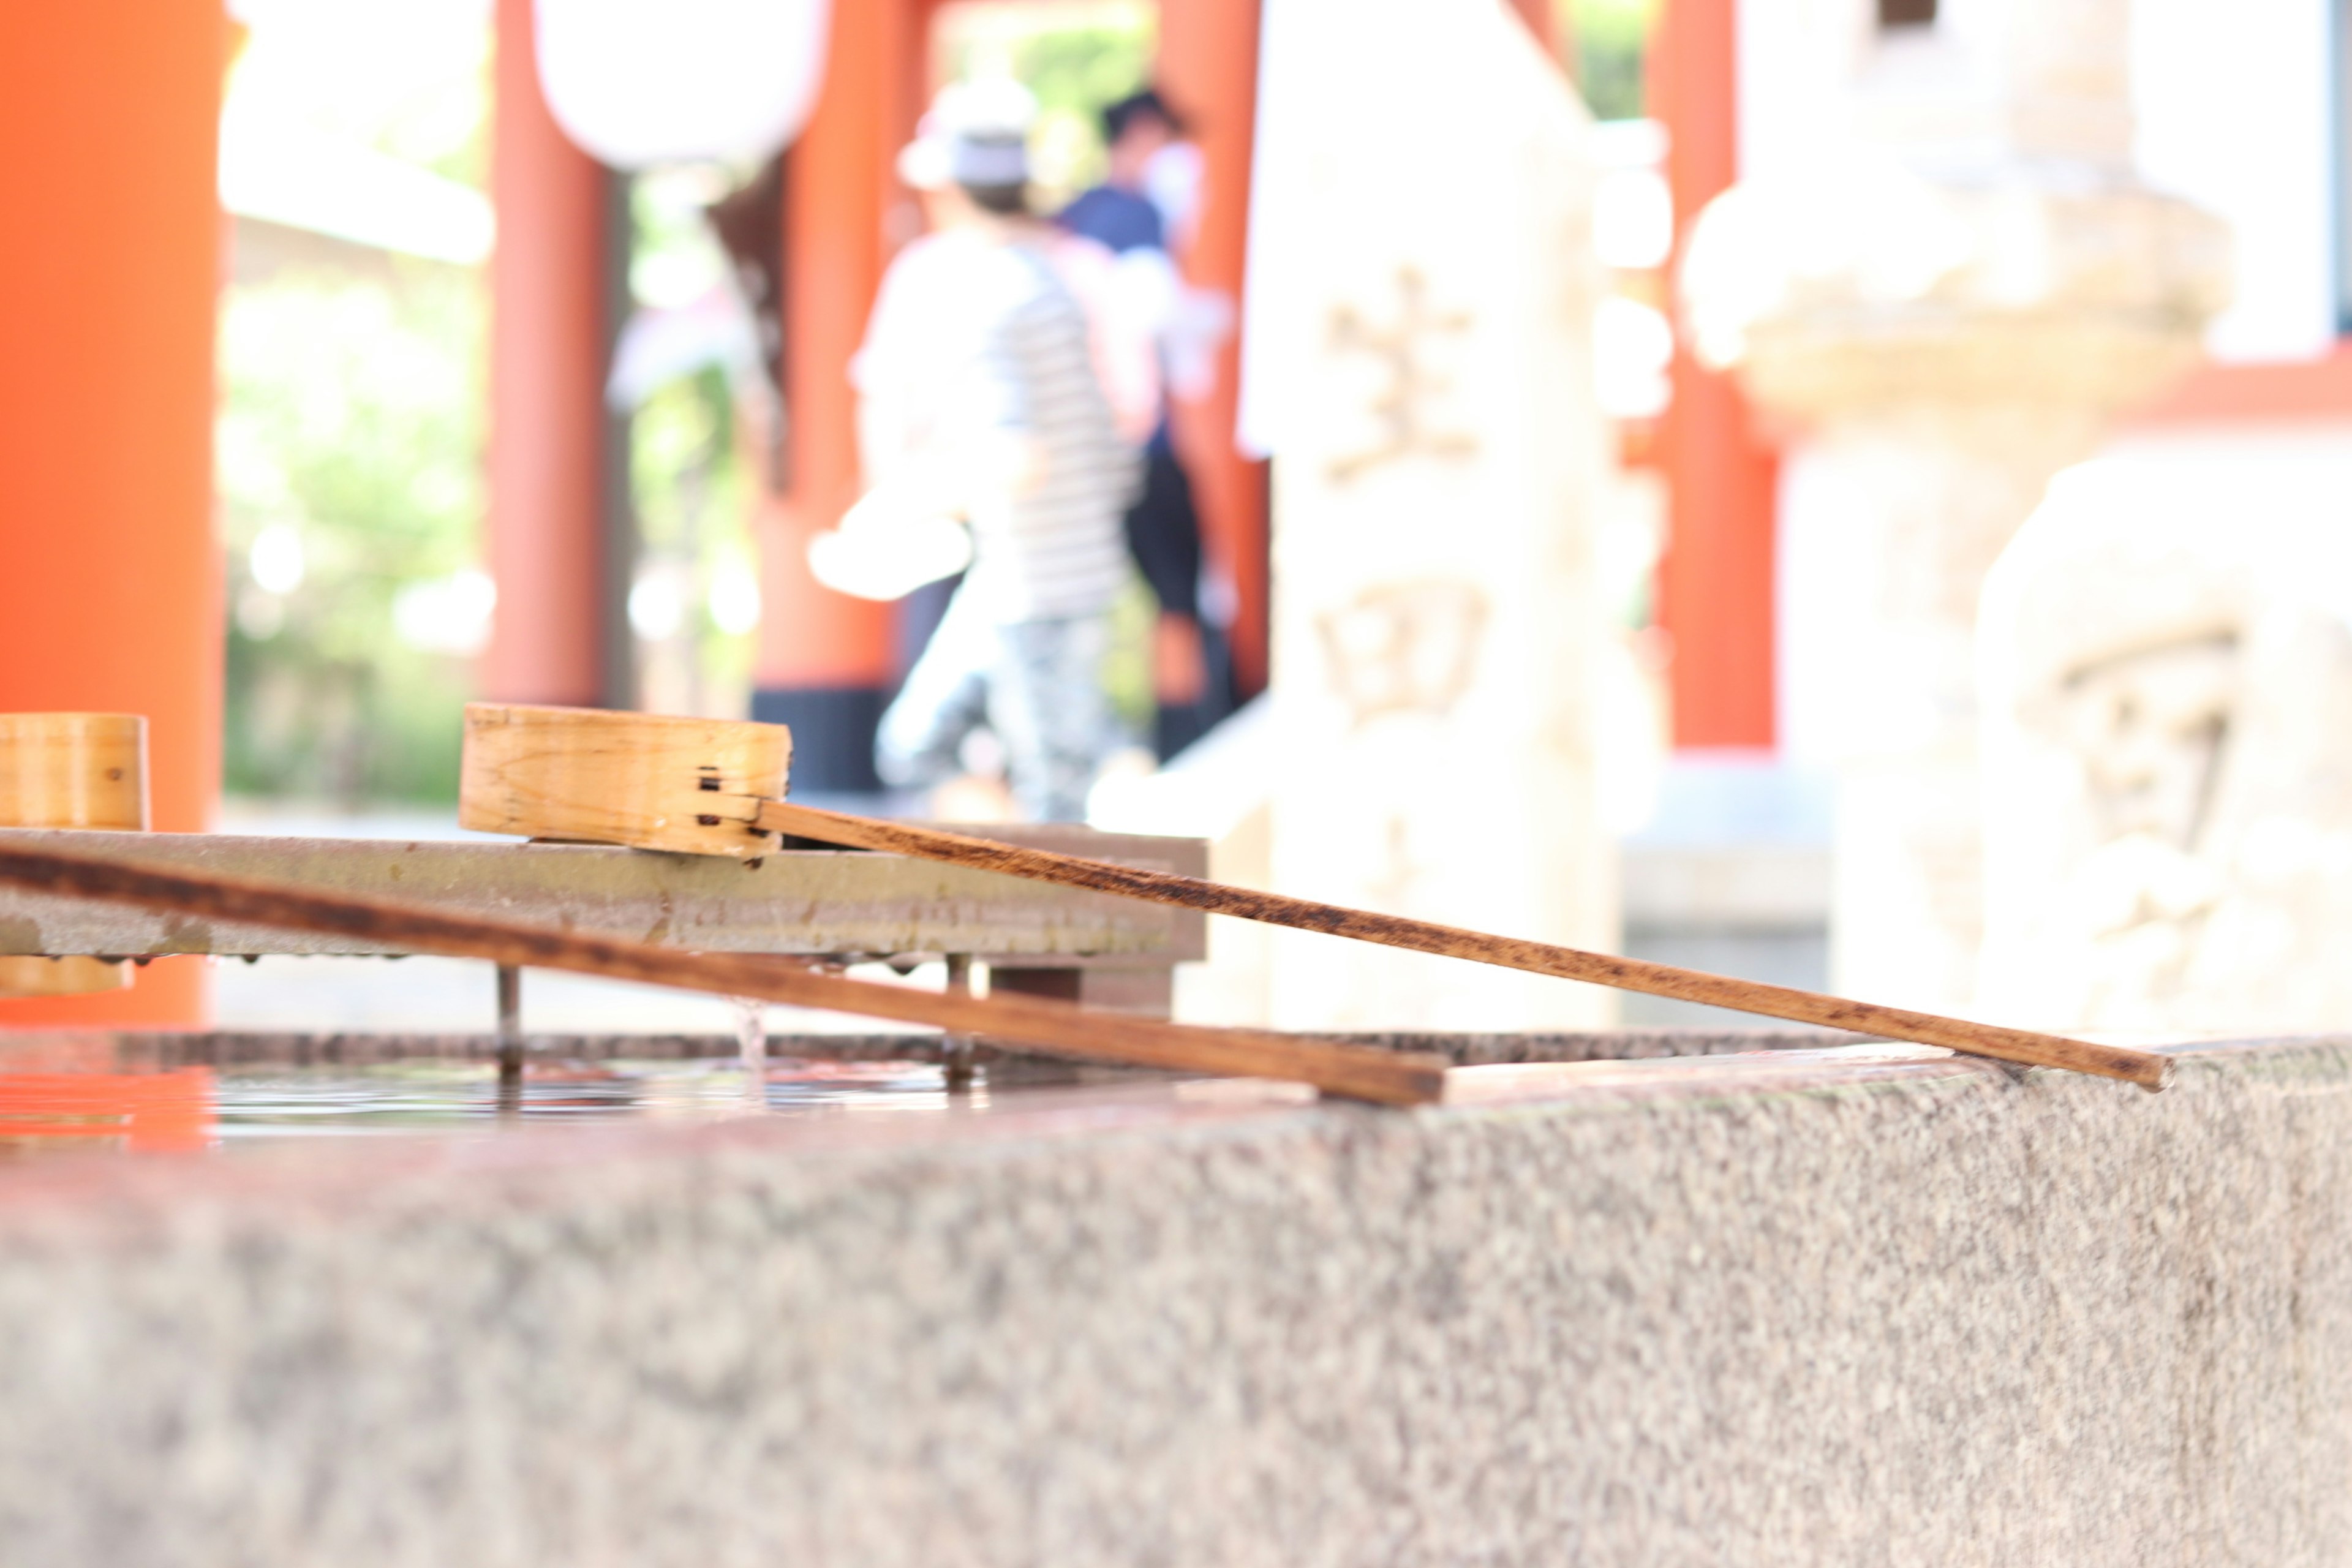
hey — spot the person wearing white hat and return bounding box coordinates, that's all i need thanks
[827,81,1140,822]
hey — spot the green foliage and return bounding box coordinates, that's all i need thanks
[632,366,739,557]
[628,365,759,717]
[1565,0,1656,121]
[1017,19,1156,125]
[216,263,484,804]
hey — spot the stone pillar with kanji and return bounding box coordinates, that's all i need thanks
[1244,0,1615,1029]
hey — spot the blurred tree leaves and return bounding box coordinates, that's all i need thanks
[216,261,483,804]
[1564,0,1656,122]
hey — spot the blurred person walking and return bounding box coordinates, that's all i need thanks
[842,85,1138,822]
[1060,88,1227,759]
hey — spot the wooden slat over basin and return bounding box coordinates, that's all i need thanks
[0,826,1207,961]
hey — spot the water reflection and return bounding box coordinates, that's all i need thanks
[0,1069,214,1154]
[217,1058,955,1137]
[4,1058,956,1154]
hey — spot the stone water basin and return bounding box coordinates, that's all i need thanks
[5,1026,2340,1567]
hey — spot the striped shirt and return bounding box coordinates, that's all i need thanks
[854,229,1138,622]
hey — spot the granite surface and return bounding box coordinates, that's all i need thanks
[1,1035,2347,1566]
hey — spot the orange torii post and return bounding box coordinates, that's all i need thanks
[0,0,225,1025]
[1158,0,1273,701]
[485,0,622,712]
[1649,0,1781,750]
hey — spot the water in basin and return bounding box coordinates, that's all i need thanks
[0,1055,955,1158]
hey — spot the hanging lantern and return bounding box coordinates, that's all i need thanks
[534,0,832,170]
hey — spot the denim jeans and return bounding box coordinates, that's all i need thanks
[876,587,1115,822]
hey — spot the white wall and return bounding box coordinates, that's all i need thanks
[2132,0,2337,363]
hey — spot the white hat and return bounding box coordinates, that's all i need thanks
[897,78,1038,191]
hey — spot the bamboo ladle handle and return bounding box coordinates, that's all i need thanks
[752,800,2173,1092]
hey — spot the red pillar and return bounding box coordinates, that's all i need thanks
[483,0,616,710]
[1650,0,1778,749]
[753,0,922,790]
[1502,0,1564,59]
[0,0,224,1025]
[1159,0,1272,699]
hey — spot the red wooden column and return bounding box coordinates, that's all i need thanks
[1650,0,1778,749]
[483,0,617,709]
[0,0,225,1025]
[1158,0,1272,699]
[754,0,923,791]
[1502,0,1564,58]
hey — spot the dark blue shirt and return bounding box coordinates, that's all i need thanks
[1058,185,1164,255]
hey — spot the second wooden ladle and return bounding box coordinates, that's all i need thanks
[456,702,2171,1091]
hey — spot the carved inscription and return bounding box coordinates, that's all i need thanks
[1325,267,1478,484]
[2049,630,2239,1003]
[1316,580,1490,730]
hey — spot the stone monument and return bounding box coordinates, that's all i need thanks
[1678,0,2229,1012]
[1240,0,1615,1029]
[1978,448,2352,1032]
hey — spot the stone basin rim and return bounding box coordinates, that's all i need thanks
[0,1032,2268,1234]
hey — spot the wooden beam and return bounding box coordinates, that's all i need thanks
[0,828,1202,961]
[0,842,1446,1108]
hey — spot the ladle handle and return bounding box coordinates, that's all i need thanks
[755,800,2172,1091]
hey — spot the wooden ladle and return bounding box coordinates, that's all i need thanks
[458,703,2171,1091]
[0,712,148,998]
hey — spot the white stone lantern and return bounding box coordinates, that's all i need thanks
[1678,0,2229,1015]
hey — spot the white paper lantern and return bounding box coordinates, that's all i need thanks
[535,0,832,170]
